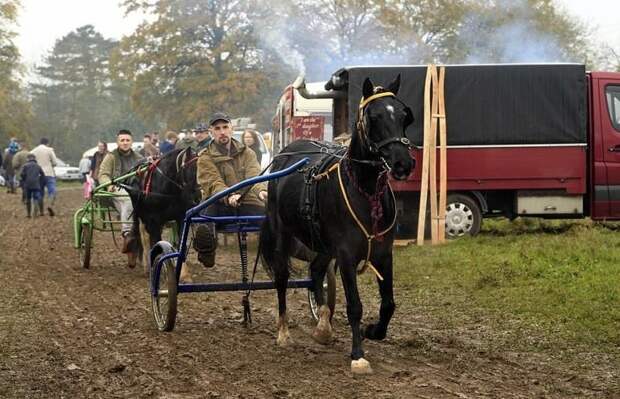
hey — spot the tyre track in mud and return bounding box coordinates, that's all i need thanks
[0,189,613,398]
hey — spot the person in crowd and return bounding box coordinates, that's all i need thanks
[89,141,108,185]
[194,123,212,152]
[30,138,58,216]
[78,156,91,183]
[20,153,45,218]
[12,142,30,203]
[3,140,20,193]
[242,129,263,165]
[151,131,160,148]
[159,131,178,154]
[176,129,197,150]
[140,133,159,158]
[194,113,267,268]
[98,130,144,267]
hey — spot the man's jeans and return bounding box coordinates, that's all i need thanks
[110,188,134,234]
[44,176,57,203]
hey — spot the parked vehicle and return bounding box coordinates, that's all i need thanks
[283,64,620,237]
[272,81,335,154]
[54,159,82,181]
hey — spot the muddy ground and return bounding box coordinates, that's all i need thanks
[0,188,617,398]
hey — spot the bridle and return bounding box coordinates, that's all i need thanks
[355,87,412,165]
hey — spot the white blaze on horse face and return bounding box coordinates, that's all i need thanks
[386,105,396,121]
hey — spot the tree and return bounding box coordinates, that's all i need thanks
[116,0,294,130]
[0,0,32,146]
[30,25,151,162]
[445,0,594,64]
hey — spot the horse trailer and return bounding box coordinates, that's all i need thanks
[279,64,620,238]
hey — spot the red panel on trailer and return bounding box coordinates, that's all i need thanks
[391,146,587,194]
[291,116,325,141]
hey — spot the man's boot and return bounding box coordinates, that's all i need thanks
[47,197,55,216]
[26,200,31,218]
[38,200,44,217]
[193,224,217,268]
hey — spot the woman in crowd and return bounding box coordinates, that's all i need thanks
[242,129,262,165]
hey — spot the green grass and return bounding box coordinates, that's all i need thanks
[389,218,620,353]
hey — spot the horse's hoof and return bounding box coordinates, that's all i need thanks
[364,324,386,341]
[351,358,373,375]
[311,305,333,345]
[180,265,192,283]
[311,326,332,345]
[276,333,292,347]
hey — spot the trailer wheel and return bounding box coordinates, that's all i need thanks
[445,194,482,238]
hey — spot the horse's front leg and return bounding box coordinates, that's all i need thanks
[339,254,372,375]
[364,251,395,341]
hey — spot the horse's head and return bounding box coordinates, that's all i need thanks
[354,74,414,180]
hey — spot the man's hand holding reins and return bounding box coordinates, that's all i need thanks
[259,190,268,202]
[228,193,242,207]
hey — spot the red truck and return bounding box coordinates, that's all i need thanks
[278,64,620,237]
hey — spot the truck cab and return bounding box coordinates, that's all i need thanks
[589,72,620,218]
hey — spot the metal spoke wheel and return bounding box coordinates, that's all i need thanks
[78,224,92,269]
[151,253,178,332]
[308,260,337,322]
[445,194,482,238]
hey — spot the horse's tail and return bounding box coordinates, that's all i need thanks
[259,218,277,278]
[259,216,293,278]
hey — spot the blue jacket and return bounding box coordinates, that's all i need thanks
[159,141,175,154]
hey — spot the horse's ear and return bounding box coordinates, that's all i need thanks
[387,74,401,95]
[362,78,374,99]
[404,106,414,127]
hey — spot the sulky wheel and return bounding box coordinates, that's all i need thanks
[308,260,336,322]
[78,224,93,269]
[151,252,178,332]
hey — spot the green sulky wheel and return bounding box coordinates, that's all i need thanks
[78,224,93,269]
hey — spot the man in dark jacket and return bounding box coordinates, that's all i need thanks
[20,154,45,217]
[89,141,108,185]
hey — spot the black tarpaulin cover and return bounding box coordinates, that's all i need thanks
[331,64,586,146]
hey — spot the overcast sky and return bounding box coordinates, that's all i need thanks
[14,0,620,72]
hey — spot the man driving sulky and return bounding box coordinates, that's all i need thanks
[194,112,267,268]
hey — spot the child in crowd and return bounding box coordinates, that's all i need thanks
[20,153,45,217]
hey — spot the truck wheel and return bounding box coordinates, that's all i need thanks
[445,194,482,238]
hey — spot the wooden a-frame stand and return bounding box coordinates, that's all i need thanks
[417,65,447,246]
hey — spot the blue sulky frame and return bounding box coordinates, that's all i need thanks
[150,157,312,331]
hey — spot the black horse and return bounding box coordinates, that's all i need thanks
[128,148,199,275]
[259,75,414,374]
